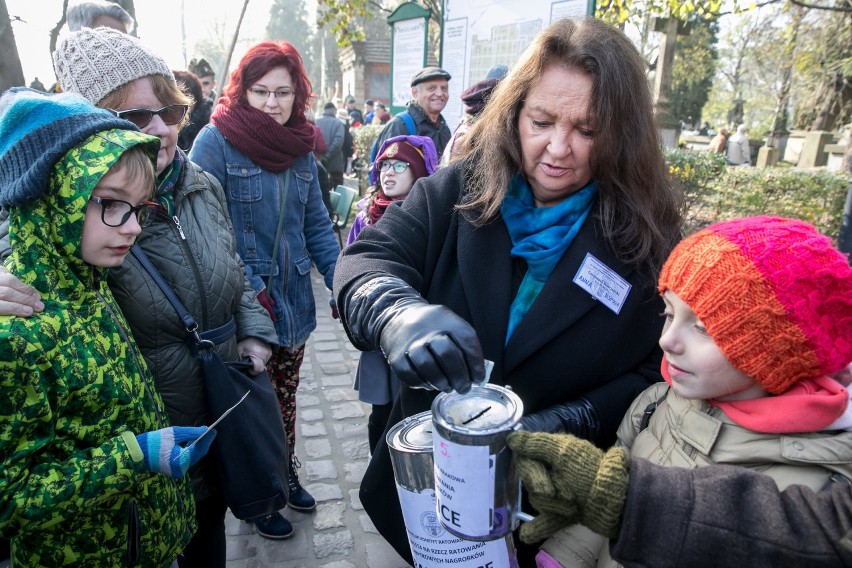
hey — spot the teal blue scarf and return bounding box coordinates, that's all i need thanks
[501,175,597,343]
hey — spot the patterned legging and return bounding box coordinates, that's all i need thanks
[267,345,305,451]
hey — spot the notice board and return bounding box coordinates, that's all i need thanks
[440,0,594,126]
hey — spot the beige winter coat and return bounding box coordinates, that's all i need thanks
[541,382,852,567]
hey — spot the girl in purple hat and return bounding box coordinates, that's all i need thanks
[347,134,438,246]
[347,134,438,452]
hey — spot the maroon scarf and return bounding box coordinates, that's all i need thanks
[211,97,315,173]
[368,191,395,225]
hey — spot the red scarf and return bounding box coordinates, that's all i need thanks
[368,191,394,225]
[211,97,315,173]
[661,360,848,434]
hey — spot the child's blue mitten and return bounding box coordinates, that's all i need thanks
[135,426,216,478]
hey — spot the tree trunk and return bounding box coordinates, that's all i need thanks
[767,5,802,143]
[49,0,70,55]
[219,0,250,92]
[811,72,845,132]
[0,0,25,93]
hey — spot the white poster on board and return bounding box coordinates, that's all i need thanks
[441,18,468,130]
[551,0,589,21]
[393,18,427,107]
[440,0,591,126]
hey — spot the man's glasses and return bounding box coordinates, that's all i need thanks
[89,196,164,228]
[248,88,295,100]
[110,104,189,129]
[378,161,410,174]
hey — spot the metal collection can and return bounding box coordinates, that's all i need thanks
[431,384,524,541]
[387,411,518,568]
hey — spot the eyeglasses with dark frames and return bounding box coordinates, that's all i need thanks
[109,104,189,129]
[89,196,164,228]
[248,88,295,100]
[378,161,411,174]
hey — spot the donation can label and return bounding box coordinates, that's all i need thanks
[433,429,495,537]
[396,485,512,568]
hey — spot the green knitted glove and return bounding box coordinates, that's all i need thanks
[508,431,630,543]
[513,457,576,542]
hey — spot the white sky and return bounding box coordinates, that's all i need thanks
[7,0,317,86]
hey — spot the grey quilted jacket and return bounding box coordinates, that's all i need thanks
[108,155,278,500]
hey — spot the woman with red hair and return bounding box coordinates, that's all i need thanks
[190,41,340,541]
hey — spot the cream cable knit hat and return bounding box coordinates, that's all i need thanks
[53,27,174,105]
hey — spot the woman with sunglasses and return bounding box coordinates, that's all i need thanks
[189,41,341,541]
[0,28,278,568]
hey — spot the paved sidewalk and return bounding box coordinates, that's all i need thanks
[224,269,411,567]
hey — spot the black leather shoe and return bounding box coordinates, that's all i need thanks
[288,457,316,512]
[252,512,294,540]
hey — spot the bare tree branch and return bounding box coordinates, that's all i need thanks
[789,0,852,12]
[49,0,69,55]
[220,0,250,91]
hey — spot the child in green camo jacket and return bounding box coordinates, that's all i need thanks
[0,88,215,567]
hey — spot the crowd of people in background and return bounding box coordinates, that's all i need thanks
[2,2,852,567]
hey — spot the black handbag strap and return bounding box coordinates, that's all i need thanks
[130,245,235,346]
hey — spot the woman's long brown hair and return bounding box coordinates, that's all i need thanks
[456,17,683,276]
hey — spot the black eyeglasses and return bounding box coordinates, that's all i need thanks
[89,196,164,228]
[378,161,410,174]
[109,104,189,128]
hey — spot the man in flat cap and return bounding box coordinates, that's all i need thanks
[189,58,217,102]
[372,66,452,160]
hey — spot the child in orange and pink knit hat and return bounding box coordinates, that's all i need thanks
[520,215,852,568]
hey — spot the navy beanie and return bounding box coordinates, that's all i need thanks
[0,87,139,207]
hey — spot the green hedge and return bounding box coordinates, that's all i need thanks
[352,124,384,163]
[665,148,849,239]
[351,125,384,190]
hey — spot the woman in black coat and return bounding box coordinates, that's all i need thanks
[333,17,683,565]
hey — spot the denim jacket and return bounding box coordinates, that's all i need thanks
[190,123,339,349]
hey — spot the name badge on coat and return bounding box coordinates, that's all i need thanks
[572,253,631,314]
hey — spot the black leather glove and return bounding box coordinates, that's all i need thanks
[342,276,484,393]
[520,397,600,440]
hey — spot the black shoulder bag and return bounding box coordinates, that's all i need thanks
[130,245,289,520]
